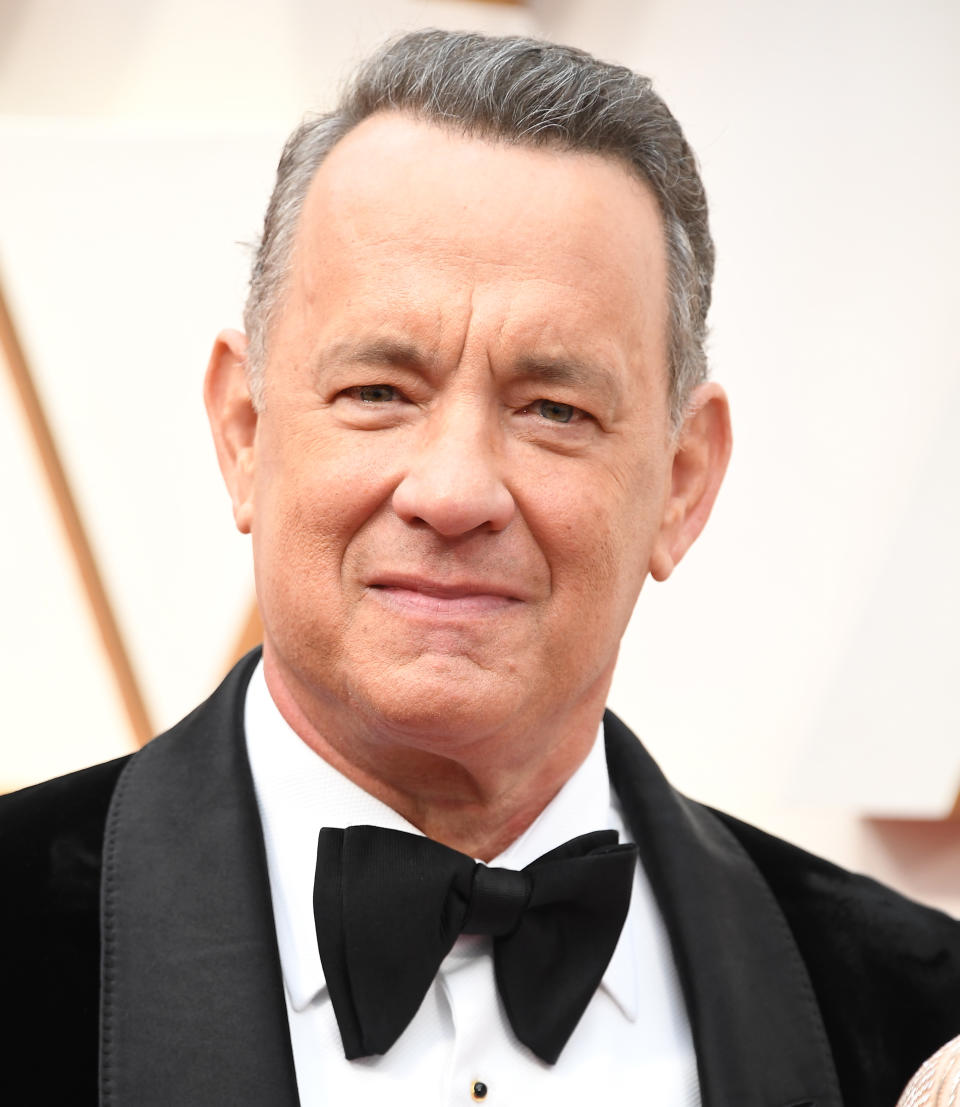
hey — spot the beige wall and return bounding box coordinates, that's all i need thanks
[2,0,958,914]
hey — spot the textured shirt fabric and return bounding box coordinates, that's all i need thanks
[245,659,701,1107]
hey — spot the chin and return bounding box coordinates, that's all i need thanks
[348,665,525,748]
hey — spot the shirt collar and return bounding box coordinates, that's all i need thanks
[244,659,638,1021]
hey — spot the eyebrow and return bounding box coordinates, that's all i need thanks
[318,337,429,371]
[513,354,624,406]
[315,338,624,406]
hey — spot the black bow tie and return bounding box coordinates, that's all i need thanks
[313,825,638,1064]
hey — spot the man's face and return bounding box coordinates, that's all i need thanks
[212,113,723,756]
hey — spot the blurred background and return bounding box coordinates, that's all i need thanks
[2,0,958,913]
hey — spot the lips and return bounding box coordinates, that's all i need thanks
[366,573,524,615]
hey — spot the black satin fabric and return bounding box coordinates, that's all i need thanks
[314,825,637,1063]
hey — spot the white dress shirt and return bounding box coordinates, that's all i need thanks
[245,660,700,1106]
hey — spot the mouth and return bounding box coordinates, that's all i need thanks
[366,574,524,616]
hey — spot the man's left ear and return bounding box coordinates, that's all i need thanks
[650,382,732,582]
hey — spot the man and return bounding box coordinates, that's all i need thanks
[2,29,959,1107]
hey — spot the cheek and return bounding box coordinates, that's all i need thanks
[257,420,399,544]
[528,493,626,613]
[532,468,664,628]
[250,464,368,675]
[249,448,365,635]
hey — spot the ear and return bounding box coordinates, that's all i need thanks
[204,328,258,535]
[650,382,732,582]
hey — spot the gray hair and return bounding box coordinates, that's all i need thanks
[244,29,714,427]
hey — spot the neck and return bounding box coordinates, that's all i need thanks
[261,650,608,861]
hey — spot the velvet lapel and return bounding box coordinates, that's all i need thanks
[604,711,842,1107]
[99,651,300,1106]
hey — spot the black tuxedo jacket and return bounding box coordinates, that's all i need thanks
[3,651,959,1106]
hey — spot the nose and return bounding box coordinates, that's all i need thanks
[392,405,516,537]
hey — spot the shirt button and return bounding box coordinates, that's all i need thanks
[471,1080,489,1101]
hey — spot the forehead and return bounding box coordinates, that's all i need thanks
[282,112,668,389]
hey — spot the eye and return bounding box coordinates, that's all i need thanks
[533,399,577,424]
[349,384,397,403]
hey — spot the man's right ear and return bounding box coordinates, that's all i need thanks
[204,329,258,535]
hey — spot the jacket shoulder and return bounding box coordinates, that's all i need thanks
[0,756,131,1105]
[0,754,131,888]
[713,809,960,1103]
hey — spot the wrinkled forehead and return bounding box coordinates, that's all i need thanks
[300,109,665,249]
[281,113,670,368]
